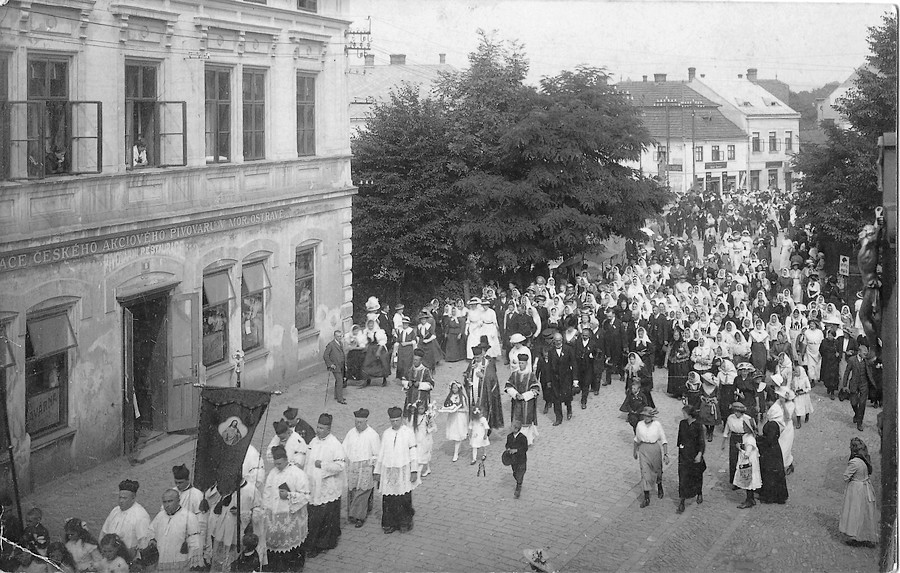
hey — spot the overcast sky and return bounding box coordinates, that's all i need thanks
[346,0,892,91]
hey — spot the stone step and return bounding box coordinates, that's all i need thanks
[130,433,195,465]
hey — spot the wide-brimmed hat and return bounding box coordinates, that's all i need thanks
[365,296,380,312]
[509,333,526,344]
[468,297,483,306]
[736,362,754,371]
[417,311,430,320]
[774,385,795,400]
[639,407,658,418]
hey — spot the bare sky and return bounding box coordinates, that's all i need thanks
[346,0,893,90]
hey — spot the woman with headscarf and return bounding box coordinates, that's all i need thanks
[840,305,856,336]
[622,352,654,408]
[666,328,691,398]
[691,336,714,374]
[631,327,654,374]
[633,407,669,508]
[823,302,841,325]
[839,438,878,546]
[676,405,706,513]
[697,372,719,439]
[721,321,737,345]
[683,371,702,412]
[804,318,824,386]
[770,332,796,376]
[748,319,770,374]
[757,415,788,504]
[765,314,783,342]
[731,331,751,365]
[767,378,796,475]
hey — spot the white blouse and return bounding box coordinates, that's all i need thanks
[634,420,668,445]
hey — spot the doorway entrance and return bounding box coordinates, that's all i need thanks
[123,293,169,453]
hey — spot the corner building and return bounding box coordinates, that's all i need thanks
[0,0,355,491]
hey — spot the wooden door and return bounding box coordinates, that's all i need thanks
[123,306,135,454]
[167,292,200,432]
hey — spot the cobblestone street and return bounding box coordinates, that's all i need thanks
[24,359,883,572]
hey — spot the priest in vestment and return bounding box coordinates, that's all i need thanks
[263,445,310,572]
[342,408,381,527]
[100,479,151,559]
[464,343,504,429]
[505,353,541,444]
[204,476,263,572]
[304,413,346,557]
[266,420,307,469]
[375,407,418,534]
[148,488,203,573]
[402,350,435,416]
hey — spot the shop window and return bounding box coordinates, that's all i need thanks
[727,145,735,160]
[750,170,760,191]
[25,311,76,436]
[294,247,315,331]
[242,69,266,161]
[241,261,270,352]
[296,74,315,157]
[768,169,778,189]
[202,271,235,367]
[125,62,186,169]
[205,67,231,163]
[298,0,317,12]
[6,57,101,179]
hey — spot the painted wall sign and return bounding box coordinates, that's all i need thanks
[26,388,60,433]
[765,161,784,168]
[704,161,727,169]
[0,206,294,273]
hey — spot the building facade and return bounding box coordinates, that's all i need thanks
[816,69,859,130]
[689,72,801,193]
[0,0,355,491]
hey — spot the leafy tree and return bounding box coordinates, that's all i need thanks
[836,12,898,139]
[350,85,467,314]
[794,11,896,246]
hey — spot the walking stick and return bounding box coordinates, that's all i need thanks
[324,369,330,407]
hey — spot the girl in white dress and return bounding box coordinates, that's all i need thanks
[804,319,824,385]
[791,364,814,428]
[468,408,490,464]
[410,401,436,481]
[440,381,469,462]
[734,431,762,509]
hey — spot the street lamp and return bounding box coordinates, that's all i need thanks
[654,98,678,189]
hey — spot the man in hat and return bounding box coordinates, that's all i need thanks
[266,419,308,468]
[574,327,599,409]
[262,444,309,571]
[374,407,418,534]
[391,303,406,341]
[601,307,626,385]
[101,479,151,559]
[323,329,348,404]
[305,413,346,557]
[283,407,316,445]
[148,488,203,572]
[378,301,394,349]
[401,349,434,417]
[464,342,504,430]
[342,408,381,528]
[842,339,874,432]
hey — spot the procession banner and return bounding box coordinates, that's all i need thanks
[193,387,270,495]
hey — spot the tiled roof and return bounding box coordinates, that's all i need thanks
[690,78,799,116]
[348,63,455,106]
[617,81,746,141]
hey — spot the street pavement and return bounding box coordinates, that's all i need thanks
[23,358,883,572]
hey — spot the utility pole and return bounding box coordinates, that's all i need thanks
[654,98,678,189]
[682,100,703,191]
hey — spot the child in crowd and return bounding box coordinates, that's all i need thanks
[23,507,50,557]
[232,533,261,573]
[468,407,490,465]
[411,401,436,482]
[96,534,129,573]
[440,381,469,462]
[46,542,77,573]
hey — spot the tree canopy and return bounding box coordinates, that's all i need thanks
[351,32,669,312]
[793,11,896,246]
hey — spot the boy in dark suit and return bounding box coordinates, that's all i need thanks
[505,420,529,499]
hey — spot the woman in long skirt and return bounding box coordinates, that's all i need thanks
[362,331,392,386]
[734,432,762,508]
[839,438,878,546]
[667,329,692,398]
[633,407,668,508]
[757,418,788,504]
[395,317,416,381]
[417,311,443,371]
[443,308,467,362]
[804,319,824,384]
[677,406,706,513]
[749,319,770,374]
[768,384,796,474]
[820,328,841,399]
[722,402,755,491]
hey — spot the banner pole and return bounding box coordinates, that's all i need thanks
[233,351,244,560]
[1,378,23,529]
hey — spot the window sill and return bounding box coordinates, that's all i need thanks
[243,347,270,365]
[30,426,77,453]
[204,361,235,379]
[297,328,320,342]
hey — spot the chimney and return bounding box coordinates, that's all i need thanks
[389,54,406,65]
[737,73,743,79]
[747,68,758,82]
[700,74,705,78]
[642,75,648,83]
[688,67,696,81]
[654,73,667,83]
[364,54,375,66]
[439,53,446,64]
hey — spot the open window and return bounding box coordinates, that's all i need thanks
[202,271,235,367]
[241,261,270,351]
[25,310,77,436]
[125,63,186,169]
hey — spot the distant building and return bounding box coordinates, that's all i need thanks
[816,69,861,130]
[689,70,801,193]
[618,72,747,194]
[348,53,455,135]
[0,0,354,491]
[745,68,791,107]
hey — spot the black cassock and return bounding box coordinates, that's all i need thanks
[677,419,707,499]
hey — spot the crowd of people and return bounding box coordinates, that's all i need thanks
[0,188,882,573]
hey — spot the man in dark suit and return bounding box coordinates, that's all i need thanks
[835,327,859,389]
[533,295,550,334]
[377,302,394,348]
[574,327,598,409]
[602,308,626,385]
[504,419,528,499]
[842,339,873,431]
[546,332,578,425]
[323,329,347,404]
[649,303,669,368]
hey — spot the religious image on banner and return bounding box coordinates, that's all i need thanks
[194,387,271,495]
